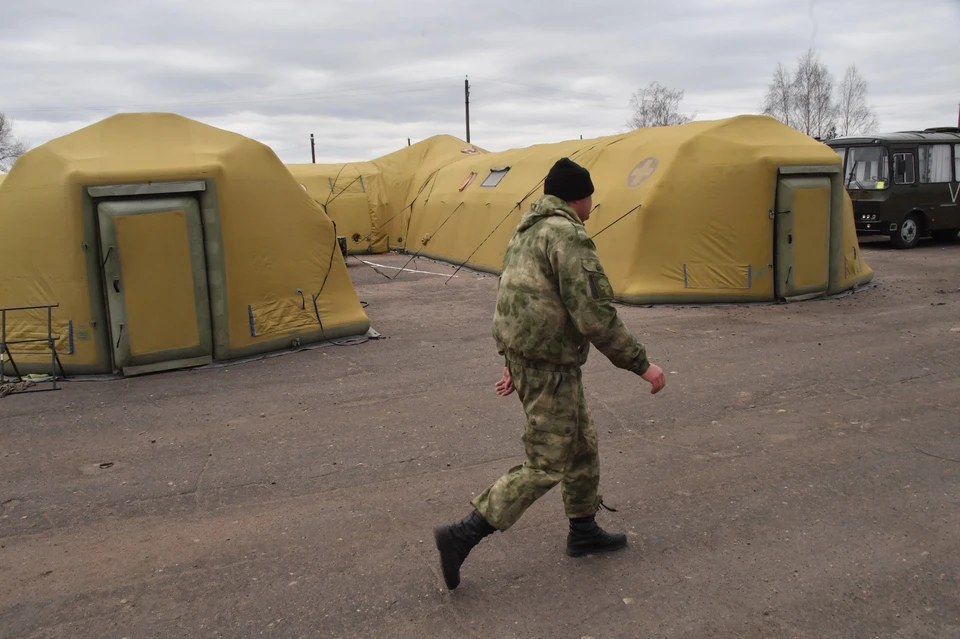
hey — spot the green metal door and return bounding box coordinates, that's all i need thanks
[775,177,832,301]
[97,197,213,376]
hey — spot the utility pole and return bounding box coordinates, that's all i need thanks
[310,133,316,163]
[464,76,471,144]
[957,102,959,128]
[407,138,411,147]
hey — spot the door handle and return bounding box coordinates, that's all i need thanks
[113,278,121,294]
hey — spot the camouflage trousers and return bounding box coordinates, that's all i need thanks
[472,361,601,531]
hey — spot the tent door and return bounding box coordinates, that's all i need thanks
[774,176,832,301]
[97,197,214,376]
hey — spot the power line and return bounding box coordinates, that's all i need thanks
[471,76,621,101]
[11,77,463,114]
[473,87,627,112]
[10,70,931,124]
[12,73,743,118]
[472,80,726,113]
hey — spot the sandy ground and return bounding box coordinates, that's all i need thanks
[2,236,960,639]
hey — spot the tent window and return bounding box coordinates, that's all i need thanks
[481,167,511,188]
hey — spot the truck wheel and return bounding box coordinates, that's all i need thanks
[891,213,921,249]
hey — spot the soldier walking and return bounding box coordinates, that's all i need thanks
[434,157,666,590]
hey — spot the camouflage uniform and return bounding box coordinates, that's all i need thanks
[472,194,650,531]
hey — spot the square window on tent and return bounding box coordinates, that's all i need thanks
[481,167,511,187]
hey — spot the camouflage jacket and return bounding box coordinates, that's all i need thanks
[492,194,650,375]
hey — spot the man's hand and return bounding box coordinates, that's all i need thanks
[641,364,666,394]
[495,366,515,396]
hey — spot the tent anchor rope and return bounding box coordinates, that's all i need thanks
[321,162,351,212]
[373,166,446,251]
[348,254,393,280]
[392,203,464,280]
[324,175,363,209]
[590,204,643,239]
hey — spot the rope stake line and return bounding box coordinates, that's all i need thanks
[391,202,465,281]
[590,204,643,239]
[374,166,445,245]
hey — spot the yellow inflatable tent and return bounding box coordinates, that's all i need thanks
[400,115,873,303]
[290,135,484,254]
[0,113,369,377]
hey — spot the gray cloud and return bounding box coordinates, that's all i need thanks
[2,0,958,164]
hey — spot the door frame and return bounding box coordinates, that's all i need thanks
[772,164,847,301]
[80,179,230,374]
[96,197,215,376]
[774,175,832,301]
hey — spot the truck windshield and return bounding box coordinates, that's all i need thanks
[844,146,890,190]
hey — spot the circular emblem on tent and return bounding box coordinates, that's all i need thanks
[626,157,658,189]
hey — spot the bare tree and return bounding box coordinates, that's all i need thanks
[0,113,29,173]
[836,65,880,136]
[763,49,868,140]
[790,49,836,139]
[627,81,696,129]
[810,68,835,138]
[762,63,793,126]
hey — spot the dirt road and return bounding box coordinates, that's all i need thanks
[2,239,959,638]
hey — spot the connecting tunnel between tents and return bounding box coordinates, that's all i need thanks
[289,135,485,254]
[288,161,391,254]
[0,113,369,377]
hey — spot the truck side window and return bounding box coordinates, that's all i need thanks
[894,153,915,185]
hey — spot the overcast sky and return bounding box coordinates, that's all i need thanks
[3,0,959,165]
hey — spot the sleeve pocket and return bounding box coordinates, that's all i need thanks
[581,259,614,300]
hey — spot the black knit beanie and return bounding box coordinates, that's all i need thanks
[544,157,594,202]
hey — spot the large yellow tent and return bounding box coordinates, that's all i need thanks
[399,115,873,303]
[289,135,484,254]
[0,113,369,377]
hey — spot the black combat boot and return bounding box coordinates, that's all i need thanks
[566,515,627,557]
[434,509,496,590]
